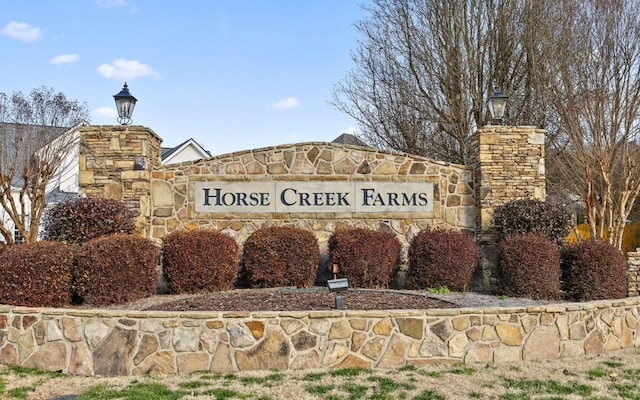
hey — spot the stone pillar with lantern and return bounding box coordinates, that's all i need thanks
[78,84,162,238]
[466,87,547,288]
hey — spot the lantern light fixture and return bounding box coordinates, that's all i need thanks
[113,82,137,125]
[486,85,508,125]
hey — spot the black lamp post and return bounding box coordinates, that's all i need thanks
[113,82,137,125]
[487,85,508,125]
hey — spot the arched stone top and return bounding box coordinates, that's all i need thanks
[156,141,470,182]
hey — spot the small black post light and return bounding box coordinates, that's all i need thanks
[113,82,137,125]
[327,278,348,310]
[486,85,508,125]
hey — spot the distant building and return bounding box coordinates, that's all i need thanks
[331,133,367,147]
[161,138,211,165]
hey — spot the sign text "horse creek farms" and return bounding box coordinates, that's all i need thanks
[194,182,434,213]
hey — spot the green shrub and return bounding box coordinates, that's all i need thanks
[561,239,628,301]
[242,226,320,288]
[74,234,159,305]
[493,198,571,245]
[42,196,135,246]
[0,242,73,307]
[328,228,401,288]
[163,229,239,293]
[407,228,479,291]
[497,233,561,300]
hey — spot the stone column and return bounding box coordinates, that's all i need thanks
[466,125,546,288]
[78,125,162,238]
[627,248,640,296]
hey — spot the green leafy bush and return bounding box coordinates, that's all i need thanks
[242,226,320,288]
[328,228,401,288]
[561,239,628,301]
[163,229,239,293]
[497,233,561,300]
[0,241,73,307]
[74,234,159,305]
[42,197,134,246]
[407,228,479,291]
[493,198,571,245]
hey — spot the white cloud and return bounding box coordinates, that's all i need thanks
[93,107,118,118]
[0,21,41,42]
[96,58,161,80]
[273,97,300,110]
[96,0,127,8]
[49,54,80,65]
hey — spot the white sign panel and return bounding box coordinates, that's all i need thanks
[195,181,434,213]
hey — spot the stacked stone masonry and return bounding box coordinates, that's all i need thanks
[0,298,639,376]
[148,142,475,253]
[628,249,640,296]
[466,126,546,242]
[78,125,163,239]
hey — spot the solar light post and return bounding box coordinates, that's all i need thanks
[327,278,348,310]
[113,82,137,125]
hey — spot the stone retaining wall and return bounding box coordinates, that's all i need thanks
[1,296,639,377]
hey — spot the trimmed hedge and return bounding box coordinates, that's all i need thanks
[42,197,134,246]
[497,233,561,300]
[407,228,479,291]
[74,234,159,305]
[163,229,239,293]
[328,228,401,288]
[561,239,628,301]
[493,198,571,245]
[0,241,74,307]
[242,226,320,288]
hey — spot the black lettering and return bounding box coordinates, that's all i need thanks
[362,188,375,206]
[221,192,236,206]
[299,192,311,206]
[203,188,216,206]
[236,192,248,206]
[418,192,429,206]
[388,193,399,206]
[337,192,350,206]
[402,193,417,206]
[325,192,336,206]
[372,193,385,206]
[281,188,296,206]
[314,192,324,206]
[260,192,270,206]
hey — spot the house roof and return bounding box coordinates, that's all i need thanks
[331,133,366,146]
[161,138,211,164]
[0,123,69,187]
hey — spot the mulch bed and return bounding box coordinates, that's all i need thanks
[140,288,458,312]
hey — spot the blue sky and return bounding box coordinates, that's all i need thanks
[0,0,369,155]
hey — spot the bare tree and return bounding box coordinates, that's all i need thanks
[0,86,89,243]
[548,0,640,249]
[332,0,552,164]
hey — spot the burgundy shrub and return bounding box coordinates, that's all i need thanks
[242,226,320,288]
[163,229,239,293]
[497,233,561,300]
[42,197,135,246]
[75,234,159,305]
[407,228,479,291]
[561,239,628,301]
[0,241,74,307]
[328,228,401,288]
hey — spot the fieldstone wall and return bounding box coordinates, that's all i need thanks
[78,125,163,238]
[1,296,639,376]
[77,125,551,286]
[628,249,640,296]
[148,142,475,265]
